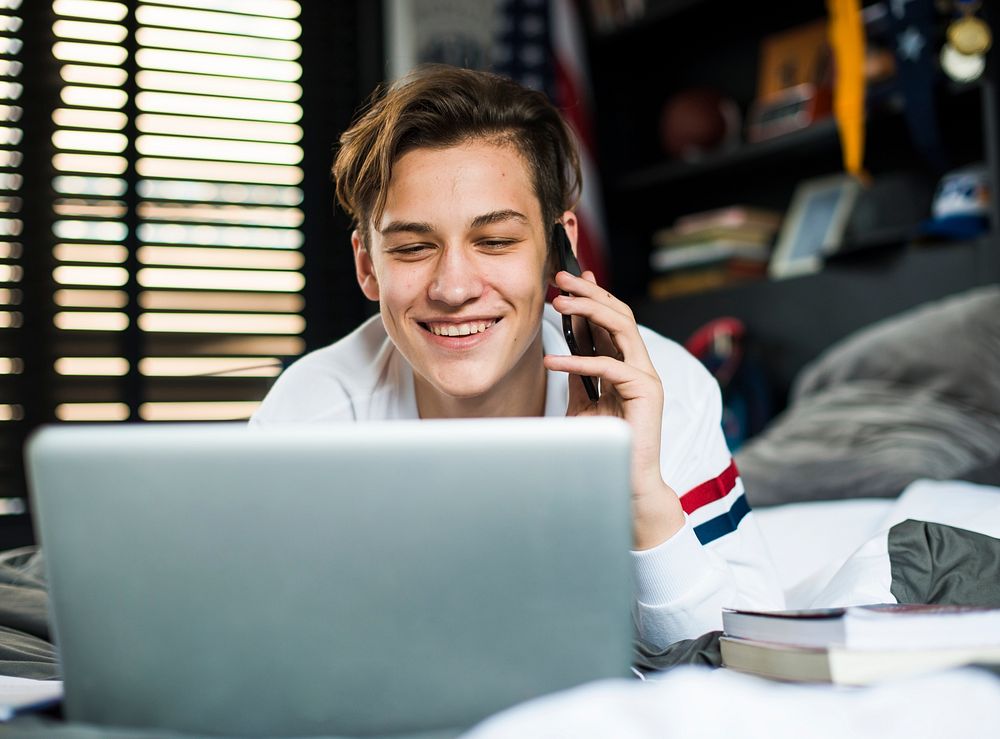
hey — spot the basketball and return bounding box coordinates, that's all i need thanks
[659,88,740,160]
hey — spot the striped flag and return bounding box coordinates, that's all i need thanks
[493,0,611,287]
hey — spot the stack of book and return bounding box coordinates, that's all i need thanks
[720,604,1000,685]
[649,206,783,299]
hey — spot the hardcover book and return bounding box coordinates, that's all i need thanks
[649,241,771,272]
[673,206,783,235]
[653,206,783,252]
[647,261,767,300]
[722,604,1000,651]
[719,636,1000,685]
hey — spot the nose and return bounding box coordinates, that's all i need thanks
[427,246,484,306]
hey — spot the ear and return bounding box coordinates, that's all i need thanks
[560,210,580,255]
[352,230,380,302]
[546,210,581,281]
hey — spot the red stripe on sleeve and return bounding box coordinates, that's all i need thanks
[680,459,740,514]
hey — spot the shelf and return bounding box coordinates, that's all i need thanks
[615,119,840,192]
[611,74,980,196]
[635,239,998,398]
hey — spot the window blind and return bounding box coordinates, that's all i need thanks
[51,0,305,423]
[0,0,23,513]
[51,0,131,422]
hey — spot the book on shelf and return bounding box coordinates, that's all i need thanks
[674,205,783,235]
[650,240,771,272]
[719,636,1000,685]
[653,223,778,250]
[647,259,767,300]
[722,603,1000,651]
[652,205,782,253]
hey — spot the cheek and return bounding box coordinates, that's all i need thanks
[500,253,549,291]
[489,267,539,301]
[526,258,551,298]
[378,268,425,305]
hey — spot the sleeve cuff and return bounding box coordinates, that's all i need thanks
[630,520,712,606]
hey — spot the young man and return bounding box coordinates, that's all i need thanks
[251,65,783,650]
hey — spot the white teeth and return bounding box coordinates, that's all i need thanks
[428,320,494,337]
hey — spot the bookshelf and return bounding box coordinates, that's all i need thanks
[584,0,1000,400]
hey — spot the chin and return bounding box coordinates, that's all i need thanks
[418,363,503,399]
[431,378,498,401]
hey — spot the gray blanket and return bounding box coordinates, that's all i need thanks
[737,286,1000,506]
[0,548,55,680]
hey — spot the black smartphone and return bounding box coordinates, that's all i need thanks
[552,223,600,402]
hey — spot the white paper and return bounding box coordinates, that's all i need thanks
[0,675,63,720]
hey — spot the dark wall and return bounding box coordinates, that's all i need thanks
[299,1,384,351]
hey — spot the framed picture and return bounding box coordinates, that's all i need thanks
[384,0,499,81]
[756,19,831,100]
[769,174,862,279]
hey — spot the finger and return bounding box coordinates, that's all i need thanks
[576,272,615,358]
[554,270,631,316]
[553,270,639,360]
[551,293,653,372]
[548,346,601,411]
[550,271,653,369]
[544,353,661,403]
[550,272,637,344]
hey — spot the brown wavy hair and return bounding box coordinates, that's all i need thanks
[333,64,582,249]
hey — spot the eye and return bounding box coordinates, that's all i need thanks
[477,238,519,250]
[387,243,434,258]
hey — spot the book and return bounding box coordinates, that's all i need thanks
[653,223,778,250]
[650,240,771,272]
[722,604,1000,651]
[0,676,63,721]
[653,206,783,251]
[673,205,783,235]
[720,636,1000,685]
[647,260,767,300]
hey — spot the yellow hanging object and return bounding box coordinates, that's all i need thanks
[827,0,868,182]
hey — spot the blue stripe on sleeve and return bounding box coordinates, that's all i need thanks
[693,493,750,545]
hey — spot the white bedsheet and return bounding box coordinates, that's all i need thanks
[754,498,891,607]
[464,665,1000,739]
[754,479,1000,607]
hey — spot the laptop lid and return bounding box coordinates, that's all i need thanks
[26,417,634,738]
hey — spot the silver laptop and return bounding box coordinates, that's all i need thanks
[26,417,634,738]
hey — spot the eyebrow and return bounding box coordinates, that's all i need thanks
[379,210,529,236]
[469,209,529,229]
[379,220,433,236]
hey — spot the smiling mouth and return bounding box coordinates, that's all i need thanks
[420,319,499,337]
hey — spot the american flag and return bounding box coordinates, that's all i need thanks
[493,0,611,288]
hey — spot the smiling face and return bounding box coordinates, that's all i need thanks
[353,139,565,418]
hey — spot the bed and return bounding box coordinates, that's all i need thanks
[465,285,1000,738]
[461,476,1000,739]
[1,286,999,737]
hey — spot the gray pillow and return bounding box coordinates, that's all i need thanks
[793,286,1000,413]
[737,286,1000,507]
